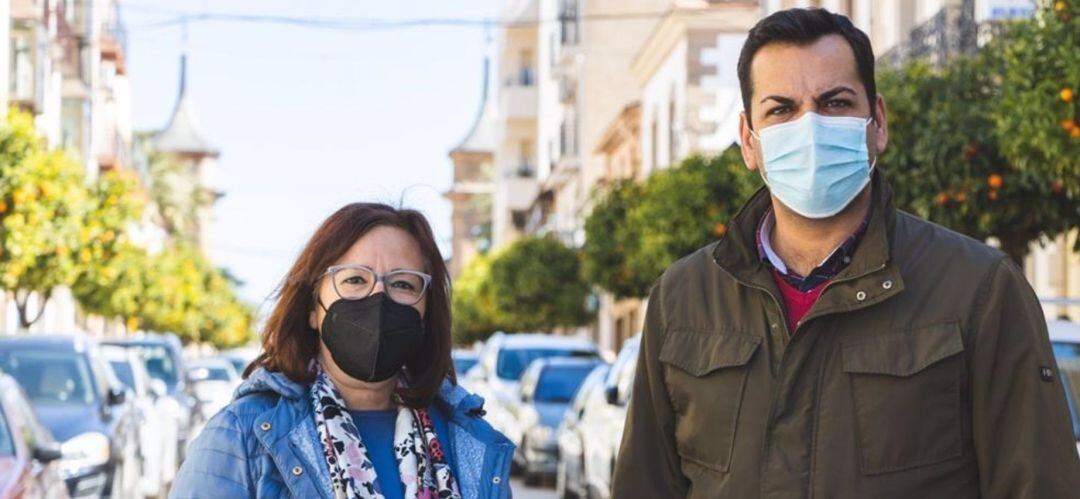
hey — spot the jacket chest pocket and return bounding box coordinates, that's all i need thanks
[659,329,760,473]
[841,322,966,475]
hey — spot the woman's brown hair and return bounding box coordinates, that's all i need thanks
[246,203,453,408]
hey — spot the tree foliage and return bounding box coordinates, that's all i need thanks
[995,0,1080,195]
[0,111,92,328]
[487,236,592,332]
[451,254,501,345]
[880,23,1079,262]
[581,179,650,299]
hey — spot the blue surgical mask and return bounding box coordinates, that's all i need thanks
[752,112,875,219]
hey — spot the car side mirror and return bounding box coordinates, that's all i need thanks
[604,384,618,406]
[32,443,63,463]
[149,379,168,399]
[107,387,127,406]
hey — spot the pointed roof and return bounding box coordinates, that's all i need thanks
[450,58,496,156]
[153,54,219,157]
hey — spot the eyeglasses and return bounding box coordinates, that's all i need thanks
[317,264,432,306]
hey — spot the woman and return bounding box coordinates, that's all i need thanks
[171,203,514,499]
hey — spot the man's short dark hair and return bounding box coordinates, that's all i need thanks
[737,8,876,128]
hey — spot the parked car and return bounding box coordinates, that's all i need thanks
[186,358,241,421]
[581,335,639,499]
[1048,319,1080,455]
[515,357,605,486]
[100,345,177,498]
[465,333,600,453]
[217,347,259,377]
[0,371,68,499]
[101,335,198,464]
[0,335,142,499]
[555,364,610,499]
[452,350,479,379]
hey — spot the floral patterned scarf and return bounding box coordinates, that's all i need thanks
[311,368,461,499]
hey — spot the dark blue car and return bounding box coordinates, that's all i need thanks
[0,335,142,499]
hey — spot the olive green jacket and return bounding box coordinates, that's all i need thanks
[612,172,1080,498]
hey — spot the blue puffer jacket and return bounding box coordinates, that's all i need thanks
[170,369,514,499]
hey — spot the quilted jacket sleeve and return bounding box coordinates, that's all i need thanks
[170,409,253,499]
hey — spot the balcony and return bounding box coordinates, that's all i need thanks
[502,82,537,121]
[11,0,44,22]
[503,172,540,212]
[101,20,129,75]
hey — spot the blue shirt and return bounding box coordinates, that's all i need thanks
[349,407,457,499]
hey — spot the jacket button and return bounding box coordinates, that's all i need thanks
[882,280,894,290]
[856,291,867,301]
[492,476,501,485]
[292,466,303,476]
[260,422,272,431]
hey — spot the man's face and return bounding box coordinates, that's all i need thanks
[738,34,888,173]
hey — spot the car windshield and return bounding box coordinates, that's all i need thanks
[496,348,596,381]
[192,366,232,382]
[534,364,597,403]
[0,402,14,456]
[1052,341,1080,439]
[453,357,478,375]
[109,360,137,392]
[227,358,248,375]
[0,351,95,405]
[134,346,180,389]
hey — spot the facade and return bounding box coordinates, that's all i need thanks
[0,1,221,336]
[447,59,497,278]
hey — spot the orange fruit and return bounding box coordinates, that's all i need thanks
[1055,1,1067,13]
[954,192,968,203]
[988,190,1000,201]
[1072,127,1080,138]
[0,201,7,214]
[1052,179,1065,193]
[713,223,727,237]
[936,192,949,205]
[1063,88,1075,103]
[987,173,1004,189]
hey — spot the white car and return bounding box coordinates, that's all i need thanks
[464,333,600,456]
[1047,319,1080,456]
[186,358,241,422]
[101,344,179,498]
[582,334,639,499]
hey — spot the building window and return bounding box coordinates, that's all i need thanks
[668,96,678,165]
[560,0,580,45]
[518,140,534,177]
[651,117,659,171]
[519,49,534,86]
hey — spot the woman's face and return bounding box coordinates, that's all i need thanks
[310,225,428,387]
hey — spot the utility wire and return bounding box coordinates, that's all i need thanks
[121,7,679,33]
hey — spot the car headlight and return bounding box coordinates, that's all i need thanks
[60,432,111,477]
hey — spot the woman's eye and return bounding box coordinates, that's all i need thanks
[391,281,416,291]
[343,276,367,286]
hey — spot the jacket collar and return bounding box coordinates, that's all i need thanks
[714,170,896,283]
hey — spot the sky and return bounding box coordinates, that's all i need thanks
[124,0,500,315]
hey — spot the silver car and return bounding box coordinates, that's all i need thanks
[1048,319,1080,456]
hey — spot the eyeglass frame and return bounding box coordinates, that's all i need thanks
[314,264,433,306]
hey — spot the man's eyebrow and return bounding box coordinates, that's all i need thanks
[760,95,796,105]
[816,86,857,102]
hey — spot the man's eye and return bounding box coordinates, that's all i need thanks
[767,105,791,116]
[825,99,851,109]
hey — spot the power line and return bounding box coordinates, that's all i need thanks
[121,7,679,34]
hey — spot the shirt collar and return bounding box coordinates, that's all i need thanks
[755,206,871,281]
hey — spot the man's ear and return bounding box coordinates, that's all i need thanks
[873,94,888,155]
[739,112,760,172]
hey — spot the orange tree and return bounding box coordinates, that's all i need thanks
[71,169,148,322]
[581,179,651,300]
[451,254,503,344]
[624,147,757,288]
[486,236,592,332]
[880,48,1078,264]
[996,0,1080,196]
[0,111,92,328]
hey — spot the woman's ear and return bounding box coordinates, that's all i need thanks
[309,309,318,332]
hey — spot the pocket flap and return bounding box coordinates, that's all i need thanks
[659,329,761,376]
[842,322,964,377]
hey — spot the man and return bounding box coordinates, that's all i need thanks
[612,8,1080,499]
